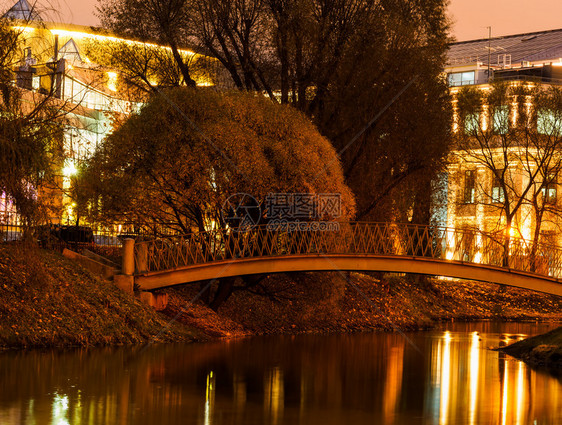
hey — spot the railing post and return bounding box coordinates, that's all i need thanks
[135,241,148,273]
[114,238,135,294]
[122,238,135,275]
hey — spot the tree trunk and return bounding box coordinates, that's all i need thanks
[209,276,236,311]
[411,174,432,226]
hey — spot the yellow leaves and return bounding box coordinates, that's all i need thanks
[92,86,356,227]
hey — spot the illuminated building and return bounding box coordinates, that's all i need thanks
[444,29,562,247]
[0,0,220,224]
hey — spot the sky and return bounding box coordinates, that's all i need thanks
[449,0,562,41]
[4,0,562,42]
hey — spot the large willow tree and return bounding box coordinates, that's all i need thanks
[82,87,355,233]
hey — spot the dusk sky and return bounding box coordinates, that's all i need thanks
[4,0,562,42]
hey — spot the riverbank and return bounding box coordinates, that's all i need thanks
[0,244,195,348]
[501,326,562,368]
[161,271,562,338]
[2,244,562,348]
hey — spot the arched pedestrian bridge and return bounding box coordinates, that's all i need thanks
[128,223,562,297]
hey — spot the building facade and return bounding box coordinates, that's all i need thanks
[0,0,219,225]
[445,29,562,248]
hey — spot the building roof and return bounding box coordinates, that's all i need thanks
[55,38,82,63]
[3,0,42,21]
[447,28,562,66]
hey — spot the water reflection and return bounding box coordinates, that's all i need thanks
[0,322,561,424]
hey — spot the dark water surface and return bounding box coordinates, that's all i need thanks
[1,322,561,424]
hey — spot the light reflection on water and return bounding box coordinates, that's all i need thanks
[0,322,561,424]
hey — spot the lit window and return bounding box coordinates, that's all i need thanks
[107,72,118,92]
[491,170,505,203]
[493,106,509,134]
[537,109,562,135]
[448,71,475,87]
[464,113,479,134]
[464,170,476,204]
[541,173,557,204]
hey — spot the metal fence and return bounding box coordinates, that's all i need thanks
[0,223,121,246]
[0,222,181,246]
[135,222,562,280]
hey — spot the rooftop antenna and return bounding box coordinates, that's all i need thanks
[487,26,492,83]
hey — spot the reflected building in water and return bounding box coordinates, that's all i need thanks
[0,325,561,424]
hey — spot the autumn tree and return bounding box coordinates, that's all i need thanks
[453,83,562,265]
[82,87,355,233]
[0,17,64,227]
[96,0,197,86]
[96,0,452,225]
[80,87,355,309]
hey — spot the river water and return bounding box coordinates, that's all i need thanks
[1,322,561,424]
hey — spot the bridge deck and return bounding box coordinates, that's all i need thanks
[131,223,562,296]
[134,254,562,297]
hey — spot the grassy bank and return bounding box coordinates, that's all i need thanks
[0,244,195,348]
[161,272,562,338]
[502,326,562,368]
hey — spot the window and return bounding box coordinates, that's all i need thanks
[537,109,562,136]
[491,170,505,203]
[541,173,557,204]
[448,71,475,87]
[464,113,479,134]
[493,106,509,134]
[463,170,476,204]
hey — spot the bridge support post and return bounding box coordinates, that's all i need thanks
[135,242,148,274]
[114,238,135,294]
[138,291,169,311]
[122,238,135,275]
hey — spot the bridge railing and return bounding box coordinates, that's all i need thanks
[133,222,562,279]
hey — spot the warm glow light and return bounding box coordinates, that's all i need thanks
[62,161,77,177]
[508,226,522,239]
[12,25,35,34]
[516,362,525,425]
[205,371,215,425]
[52,393,70,425]
[265,367,284,425]
[481,104,489,131]
[469,332,480,425]
[440,331,451,425]
[49,28,196,58]
[501,360,508,425]
[107,71,118,92]
[384,344,404,418]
